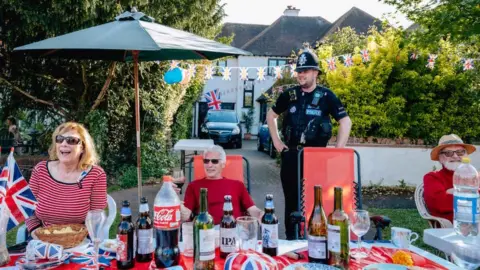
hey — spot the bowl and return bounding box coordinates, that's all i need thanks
[35,224,88,249]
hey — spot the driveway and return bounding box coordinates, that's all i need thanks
[110,139,287,238]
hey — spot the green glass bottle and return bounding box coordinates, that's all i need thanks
[193,188,215,270]
[327,187,349,269]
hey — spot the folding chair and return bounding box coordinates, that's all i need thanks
[294,148,390,240]
[188,155,251,193]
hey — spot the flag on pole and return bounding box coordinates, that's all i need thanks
[204,89,222,110]
[0,148,37,231]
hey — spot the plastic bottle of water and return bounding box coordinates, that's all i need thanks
[453,157,480,237]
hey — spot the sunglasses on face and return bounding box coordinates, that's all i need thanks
[55,135,82,145]
[440,149,466,157]
[203,159,220,165]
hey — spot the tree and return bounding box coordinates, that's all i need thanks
[382,0,480,43]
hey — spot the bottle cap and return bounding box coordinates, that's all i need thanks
[122,200,130,207]
[140,197,148,204]
[163,175,173,182]
[224,195,232,201]
[462,157,471,163]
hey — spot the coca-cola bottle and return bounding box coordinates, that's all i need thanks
[154,175,181,268]
[117,200,135,269]
[136,197,153,262]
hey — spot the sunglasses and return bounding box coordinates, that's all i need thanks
[203,159,220,165]
[440,149,466,157]
[55,135,82,145]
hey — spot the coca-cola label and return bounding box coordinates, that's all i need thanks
[116,234,128,262]
[154,205,181,229]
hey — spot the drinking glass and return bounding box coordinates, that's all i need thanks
[85,209,107,270]
[451,241,480,269]
[173,169,185,194]
[236,216,258,251]
[181,222,194,257]
[350,210,370,259]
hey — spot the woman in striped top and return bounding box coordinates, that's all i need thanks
[26,122,107,235]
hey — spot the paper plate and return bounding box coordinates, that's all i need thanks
[363,263,408,270]
[99,239,118,253]
[285,263,339,270]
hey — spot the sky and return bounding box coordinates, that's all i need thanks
[220,0,413,29]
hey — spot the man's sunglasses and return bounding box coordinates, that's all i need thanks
[440,149,466,157]
[203,159,220,164]
[55,135,82,145]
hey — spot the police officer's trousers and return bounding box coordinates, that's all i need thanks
[280,148,303,240]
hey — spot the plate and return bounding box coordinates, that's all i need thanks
[285,263,339,270]
[99,239,118,253]
[64,238,90,253]
[363,263,408,270]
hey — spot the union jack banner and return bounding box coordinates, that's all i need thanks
[256,67,266,81]
[204,89,222,110]
[0,149,37,231]
[410,53,419,60]
[360,49,370,62]
[327,57,336,71]
[426,54,438,69]
[222,67,232,81]
[71,248,113,268]
[343,54,353,67]
[274,66,283,79]
[239,67,249,80]
[463,59,474,71]
[204,65,214,80]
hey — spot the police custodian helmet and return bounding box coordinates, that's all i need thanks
[295,50,321,72]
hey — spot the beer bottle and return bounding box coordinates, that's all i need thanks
[308,185,328,264]
[261,194,278,256]
[117,200,135,269]
[136,197,153,262]
[327,187,349,268]
[220,195,237,258]
[193,188,215,270]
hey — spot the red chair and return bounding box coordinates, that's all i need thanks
[189,155,251,193]
[294,148,362,239]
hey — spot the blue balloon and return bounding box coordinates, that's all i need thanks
[164,67,184,84]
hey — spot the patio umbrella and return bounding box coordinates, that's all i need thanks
[13,9,251,201]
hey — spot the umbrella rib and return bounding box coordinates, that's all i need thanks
[41,49,60,57]
[193,50,208,59]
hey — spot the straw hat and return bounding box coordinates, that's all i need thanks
[430,134,476,161]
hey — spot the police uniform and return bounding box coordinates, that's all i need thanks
[271,51,348,239]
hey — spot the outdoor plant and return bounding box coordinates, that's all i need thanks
[242,107,255,139]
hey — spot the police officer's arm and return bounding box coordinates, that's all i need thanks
[327,90,352,148]
[267,91,290,152]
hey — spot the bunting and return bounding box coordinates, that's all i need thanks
[204,65,214,80]
[239,67,249,80]
[327,57,336,71]
[256,67,266,81]
[343,54,353,67]
[426,54,438,69]
[463,59,474,71]
[360,49,370,62]
[274,66,283,79]
[222,67,232,81]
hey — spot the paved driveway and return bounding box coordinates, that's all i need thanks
[110,140,287,238]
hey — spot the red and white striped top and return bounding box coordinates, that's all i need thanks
[25,161,107,232]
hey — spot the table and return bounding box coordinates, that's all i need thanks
[173,139,214,172]
[424,228,480,255]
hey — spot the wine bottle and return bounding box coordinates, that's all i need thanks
[193,188,215,270]
[308,185,328,264]
[327,187,349,268]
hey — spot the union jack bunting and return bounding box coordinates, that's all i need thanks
[169,60,179,70]
[290,64,297,78]
[70,248,113,268]
[343,54,353,67]
[0,149,37,231]
[463,59,474,71]
[410,53,419,60]
[204,89,222,110]
[239,67,249,80]
[187,64,196,78]
[222,67,232,81]
[256,67,266,81]
[27,240,63,260]
[360,49,370,62]
[327,57,336,71]
[426,54,438,69]
[274,66,283,79]
[204,65,214,80]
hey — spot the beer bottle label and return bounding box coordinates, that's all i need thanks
[220,228,237,253]
[308,235,327,259]
[261,224,278,248]
[116,234,128,262]
[199,228,215,261]
[137,228,154,254]
[327,224,341,253]
[153,205,181,229]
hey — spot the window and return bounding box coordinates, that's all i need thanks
[243,79,254,108]
[267,58,288,76]
[214,60,227,76]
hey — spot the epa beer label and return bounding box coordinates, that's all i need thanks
[154,205,181,229]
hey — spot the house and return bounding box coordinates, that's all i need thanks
[192,6,383,138]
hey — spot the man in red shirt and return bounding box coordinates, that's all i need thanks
[424,134,476,223]
[180,145,263,224]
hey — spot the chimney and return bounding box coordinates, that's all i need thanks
[283,5,300,16]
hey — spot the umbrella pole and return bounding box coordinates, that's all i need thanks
[133,50,142,203]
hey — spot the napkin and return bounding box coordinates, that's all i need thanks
[26,240,63,260]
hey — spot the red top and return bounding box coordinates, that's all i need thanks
[25,161,107,232]
[184,177,255,224]
[423,167,454,222]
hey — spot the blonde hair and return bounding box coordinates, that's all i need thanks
[48,122,99,170]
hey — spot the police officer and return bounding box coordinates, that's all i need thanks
[266,50,352,240]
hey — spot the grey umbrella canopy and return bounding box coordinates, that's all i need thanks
[14,9,251,201]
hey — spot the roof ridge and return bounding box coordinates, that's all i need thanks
[321,6,378,38]
[241,16,283,50]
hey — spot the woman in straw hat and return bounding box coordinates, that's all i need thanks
[423,134,476,223]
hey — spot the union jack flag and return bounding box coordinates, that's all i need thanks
[204,89,222,110]
[71,248,113,268]
[360,49,370,62]
[343,54,353,67]
[0,149,37,232]
[426,54,438,69]
[326,57,336,71]
[463,59,474,71]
